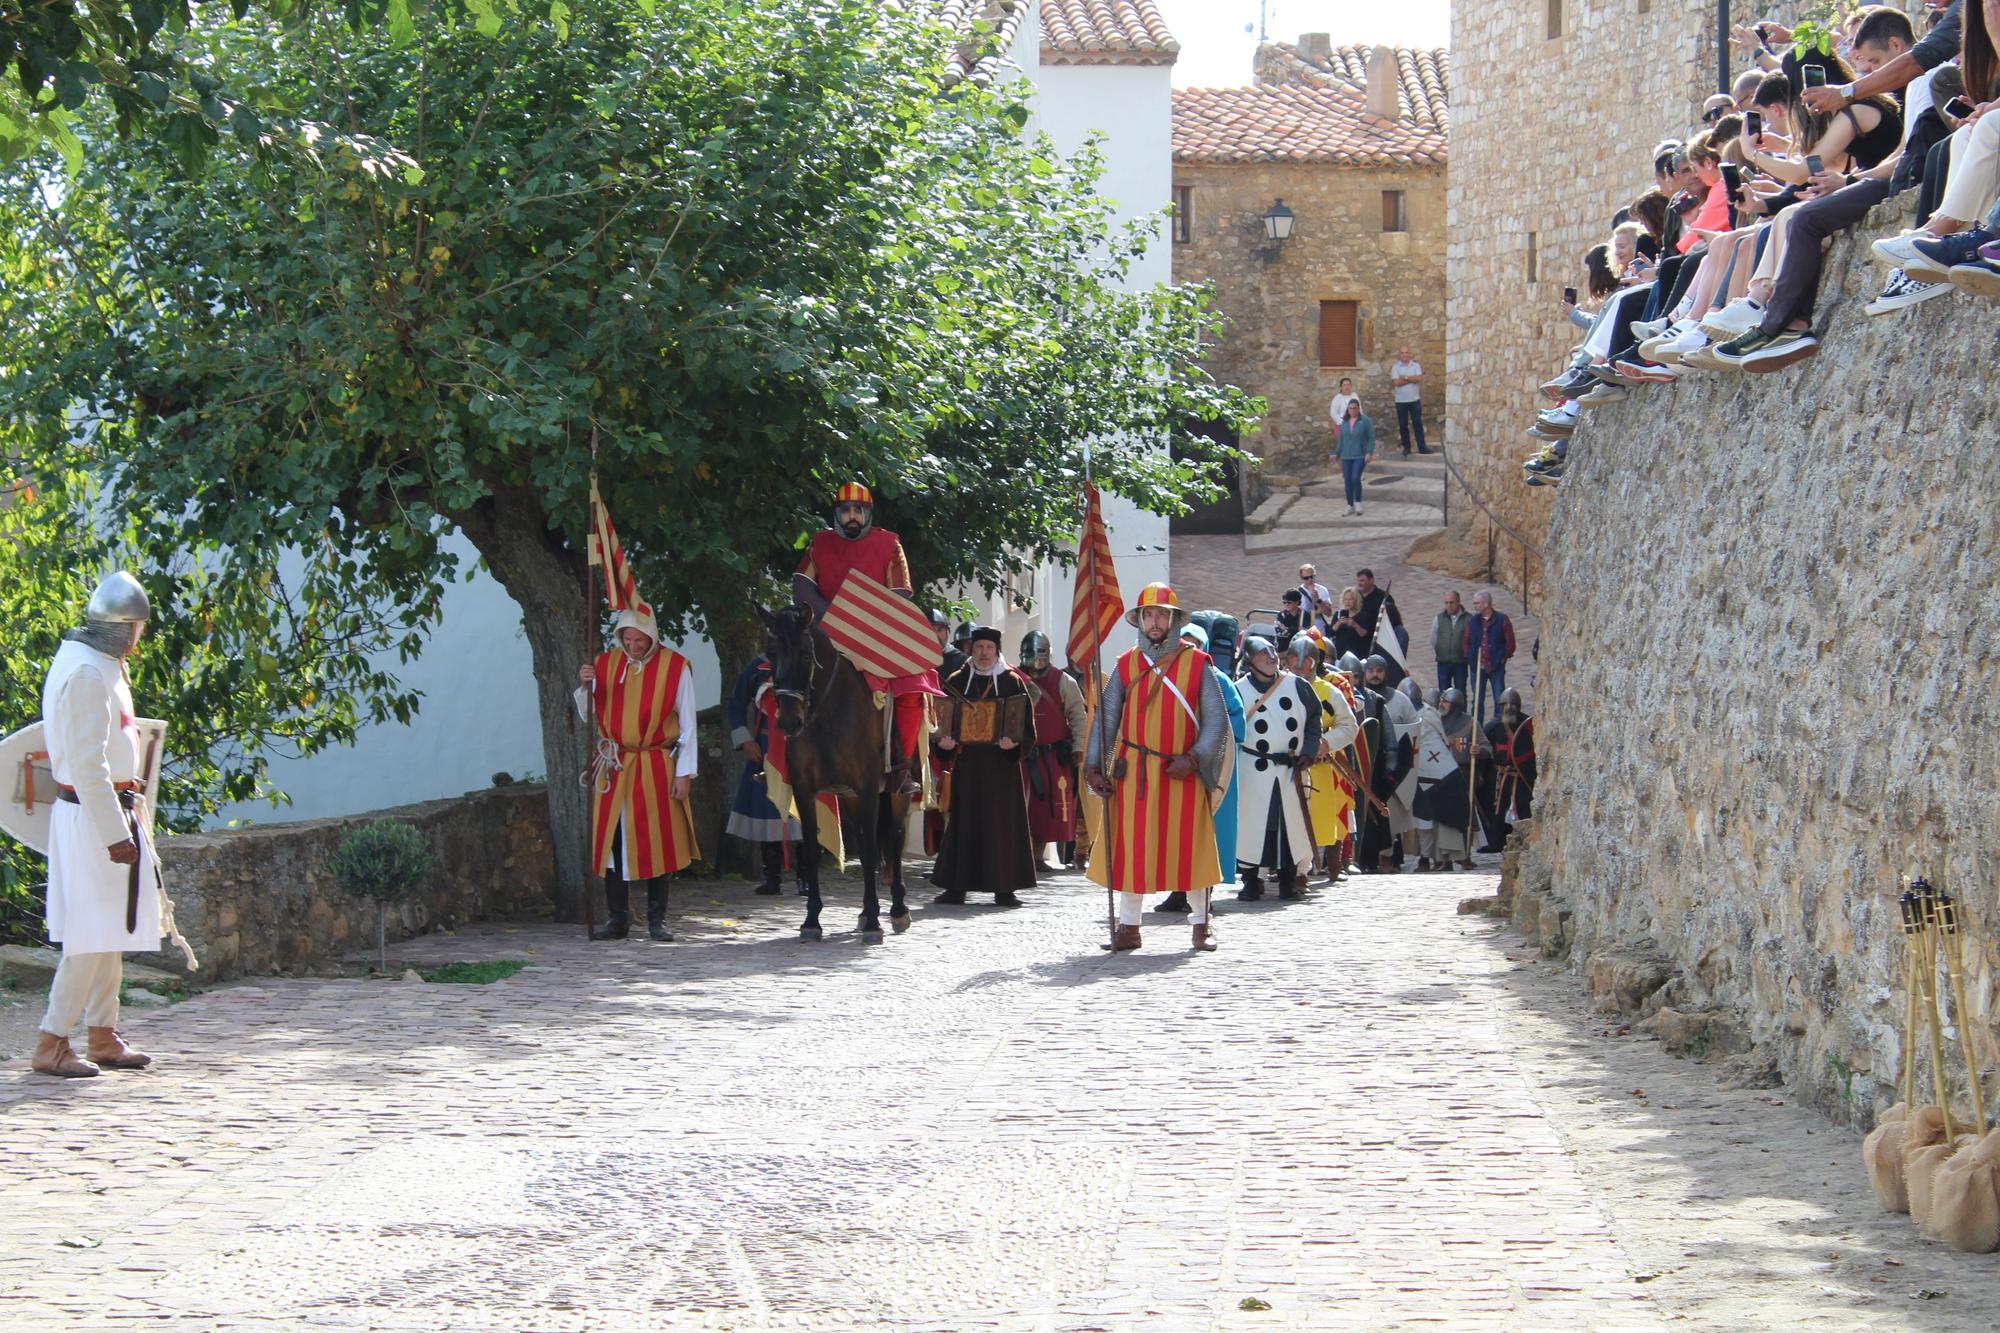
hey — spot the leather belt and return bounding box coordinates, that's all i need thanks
[56,785,144,930]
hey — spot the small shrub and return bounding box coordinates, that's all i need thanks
[331,820,435,973]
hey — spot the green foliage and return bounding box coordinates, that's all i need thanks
[22,0,1251,653]
[0,0,554,178]
[1790,19,1839,60]
[329,818,433,903]
[418,958,526,983]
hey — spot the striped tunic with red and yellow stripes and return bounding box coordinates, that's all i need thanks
[1088,644,1223,894]
[590,648,699,880]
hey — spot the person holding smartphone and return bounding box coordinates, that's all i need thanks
[1715,10,1939,367]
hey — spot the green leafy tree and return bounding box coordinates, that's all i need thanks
[7,0,1256,917]
[0,0,554,177]
[329,817,433,971]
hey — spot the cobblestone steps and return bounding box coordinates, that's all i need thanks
[1249,452,1446,555]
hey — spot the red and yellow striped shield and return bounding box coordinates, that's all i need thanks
[820,570,942,679]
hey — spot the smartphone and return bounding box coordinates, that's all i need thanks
[1563,287,1578,304]
[1721,162,1742,191]
[1806,153,1825,176]
[1745,110,1762,141]
[1803,65,1827,88]
[1945,95,1976,120]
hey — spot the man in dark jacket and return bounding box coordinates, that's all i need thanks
[1464,590,1516,725]
[1354,568,1405,683]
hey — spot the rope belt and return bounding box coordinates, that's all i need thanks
[1116,738,1190,798]
[584,737,682,796]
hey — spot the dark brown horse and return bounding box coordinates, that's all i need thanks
[757,604,913,942]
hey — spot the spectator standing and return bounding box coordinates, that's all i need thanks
[1431,591,1472,696]
[1334,399,1375,515]
[1296,563,1331,615]
[1327,587,1369,661]
[1328,377,1358,430]
[1389,346,1429,454]
[1275,589,1304,642]
[1464,590,1516,724]
[1354,567,1405,668]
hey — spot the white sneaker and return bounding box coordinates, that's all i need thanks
[1653,327,1708,365]
[1871,231,1931,267]
[1630,316,1674,339]
[1344,505,1354,515]
[1865,268,1955,315]
[1698,296,1765,339]
[1354,504,1363,515]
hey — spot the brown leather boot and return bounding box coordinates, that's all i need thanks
[1191,922,1217,952]
[1111,924,1142,951]
[86,1027,152,1070]
[30,1033,99,1078]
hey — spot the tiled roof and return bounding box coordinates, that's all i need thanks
[1039,0,1179,66]
[1259,42,1451,131]
[1172,82,1447,167]
[919,0,1030,84]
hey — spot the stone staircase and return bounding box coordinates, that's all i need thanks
[1242,451,1447,555]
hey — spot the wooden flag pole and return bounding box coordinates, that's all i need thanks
[580,427,600,940]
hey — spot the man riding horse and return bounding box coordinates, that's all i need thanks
[791,482,936,799]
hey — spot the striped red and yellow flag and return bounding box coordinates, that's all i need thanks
[587,478,652,618]
[821,570,942,679]
[1066,483,1124,675]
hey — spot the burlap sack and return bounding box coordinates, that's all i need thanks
[1862,1102,1912,1212]
[1902,1106,1955,1231]
[1930,1129,2000,1252]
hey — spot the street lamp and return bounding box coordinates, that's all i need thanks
[1261,198,1296,244]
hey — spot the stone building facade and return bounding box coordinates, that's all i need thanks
[1442,0,1718,587]
[1172,38,1448,502]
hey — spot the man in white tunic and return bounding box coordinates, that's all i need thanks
[32,572,160,1078]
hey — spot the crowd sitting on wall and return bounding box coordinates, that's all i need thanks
[1520,1,1993,487]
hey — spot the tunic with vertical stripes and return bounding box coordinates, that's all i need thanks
[587,647,698,880]
[1086,642,1225,895]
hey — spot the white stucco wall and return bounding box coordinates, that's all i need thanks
[212,535,720,828]
[967,33,1176,667]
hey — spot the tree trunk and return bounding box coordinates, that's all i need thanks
[456,482,593,923]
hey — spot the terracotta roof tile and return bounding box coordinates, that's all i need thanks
[918,0,1030,84]
[1259,42,1451,131]
[1039,0,1179,66]
[1172,82,1447,167]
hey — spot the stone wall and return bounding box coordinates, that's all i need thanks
[1173,160,1448,499]
[1520,194,2000,1128]
[148,783,555,981]
[1443,0,1717,588]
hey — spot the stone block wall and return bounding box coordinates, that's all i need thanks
[1173,161,1447,499]
[1444,0,1717,587]
[147,783,555,981]
[1525,194,2000,1128]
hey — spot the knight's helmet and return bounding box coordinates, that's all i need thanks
[1020,631,1053,672]
[81,571,151,652]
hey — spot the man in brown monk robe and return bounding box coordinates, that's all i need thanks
[930,627,1038,906]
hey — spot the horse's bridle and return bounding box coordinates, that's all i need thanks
[771,621,832,730]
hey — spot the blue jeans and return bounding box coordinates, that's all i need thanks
[1341,456,1366,506]
[1395,401,1427,451]
[1475,665,1507,724]
[1436,661,1468,697]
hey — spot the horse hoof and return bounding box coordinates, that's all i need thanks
[799,925,823,942]
[860,929,885,945]
[890,913,911,935]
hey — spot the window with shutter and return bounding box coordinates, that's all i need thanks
[1172,185,1192,244]
[1318,300,1359,368]
[1381,190,1407,233]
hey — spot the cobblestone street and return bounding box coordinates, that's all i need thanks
[4,868,1996,1332]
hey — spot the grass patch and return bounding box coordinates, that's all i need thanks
[417,960,529,985]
